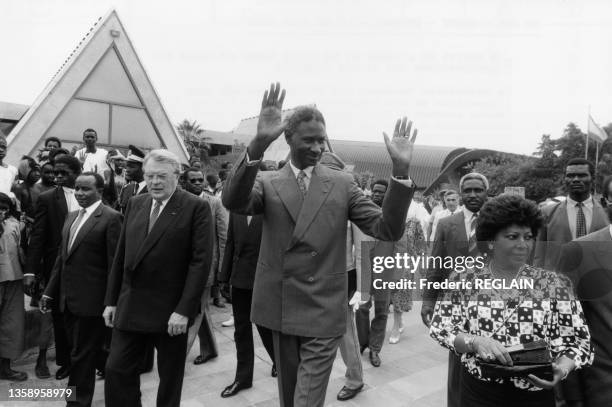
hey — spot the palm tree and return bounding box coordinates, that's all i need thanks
[176,119,212,163]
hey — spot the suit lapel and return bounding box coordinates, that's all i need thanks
[556,201,573,242]
[62,211,78,257]
[290,166,333,248]
[67,204,103,258]
[271,165,303,224]
[56,187,68,216]
[452,212,469,253]
[133,190,182,268]
[591,199,609,232]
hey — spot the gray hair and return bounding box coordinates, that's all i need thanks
[459,172,489,191]
[143,149,181,175]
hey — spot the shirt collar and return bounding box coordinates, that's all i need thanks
[288,161,314,179]
[63,186,75,193]
[609,225,612,239]
[462,206,478,219]
[80,199,102,214]
[566,195,593,208]
[137,180,147,192]
[154,189,176,208]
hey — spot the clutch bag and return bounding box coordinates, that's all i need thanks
[479,340,553,380]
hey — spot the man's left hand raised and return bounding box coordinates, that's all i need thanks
[167,312,189,336]
[383,117,418,177]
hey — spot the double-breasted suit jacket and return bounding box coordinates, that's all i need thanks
[104,189,214,332]
[222,153,415,338]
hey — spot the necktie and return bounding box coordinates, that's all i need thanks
[468,212,478,255]
[68,208,87,250]
[576,202,587,238]
[297,171,308,197]
[148,200,162,234]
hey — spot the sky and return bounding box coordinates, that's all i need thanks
[2,0,612,155]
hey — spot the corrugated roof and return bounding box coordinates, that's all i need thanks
[331,140,460,188]
[232,105,316,135]
[0,101,29,121]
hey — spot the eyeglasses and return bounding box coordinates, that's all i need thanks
[189,178,204,183]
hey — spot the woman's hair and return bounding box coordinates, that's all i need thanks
[476,194,544,255]
[0,192,20,220]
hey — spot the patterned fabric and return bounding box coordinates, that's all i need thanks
[576,202,587,238]
[390,218,426,312]
[148,201,161,233]
[468,213,478,255]
[297,170,308,197]
[430,264,593,391]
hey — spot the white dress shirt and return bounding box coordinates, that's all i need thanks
[288,161,314,189]
[463,206,478,240]
[136,180,147,194]
[150,191,175,218]
[63,187,80,212]
[69,200,102,247]
[566,196,594,239]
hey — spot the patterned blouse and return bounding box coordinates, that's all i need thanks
[429,264,593,390]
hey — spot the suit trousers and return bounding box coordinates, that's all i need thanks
[0,280,24,360]
[63,308,106,407]
[187,286,218,358]
[448,352,463,407]
[272,331,342,407]
[52,309,72,367]
[232,286,275,384]
[338,304,363,390]
[356,289,390,353]
[105,328,188,407]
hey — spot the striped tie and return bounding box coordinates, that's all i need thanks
[148,201,162,234]
[576,202,587,238]
[468,212,478,255]
[68,209,87,250]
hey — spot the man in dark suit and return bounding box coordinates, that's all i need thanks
[183,167,226,365]
[558,217,612,407]
[420,172,489,407]
[222,83,416,407]
[116,145,147,215]
[41,172,122,407]
[535,158,608,270]
[103,149,213,407]
[23,154,83,380]
[218,213,276,398]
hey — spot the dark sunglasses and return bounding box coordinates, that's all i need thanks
[53,170,69,176]
[189,178,204,183]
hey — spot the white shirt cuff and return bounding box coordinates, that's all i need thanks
[23,273,35,277]
[391,176,414,187]
[245,151,262,166]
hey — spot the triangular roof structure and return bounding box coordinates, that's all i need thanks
[7,9,188,163]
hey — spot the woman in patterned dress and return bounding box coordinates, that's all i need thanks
[429,195,592,407]
[388,216,427,343]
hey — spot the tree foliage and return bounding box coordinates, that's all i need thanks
[176,119,212,163]
[471,122,612,201]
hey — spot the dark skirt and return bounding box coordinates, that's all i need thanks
[461,368,555,407]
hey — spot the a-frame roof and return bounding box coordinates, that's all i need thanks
[7,9,188,163]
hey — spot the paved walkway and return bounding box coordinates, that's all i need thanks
[1,304,447,407]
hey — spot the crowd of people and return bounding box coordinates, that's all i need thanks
[0,82,610,407]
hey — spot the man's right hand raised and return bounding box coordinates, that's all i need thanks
[247,82,287,160]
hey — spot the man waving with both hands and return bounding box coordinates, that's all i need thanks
[223,82,418,407]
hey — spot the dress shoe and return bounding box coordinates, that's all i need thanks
[194,354,217,365]
[359,344,367,354]
[271,365,277,377]
[369,351,381,367]
[212,298,225,308]
[221,317,234,327]
[337,384,364,401]
[35,363,51,379]
[55,366,71,380]
[0,369,28,382]
[221,381,252,398]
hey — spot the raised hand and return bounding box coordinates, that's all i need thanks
[383,117,418,177]
[248,82,286,160]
